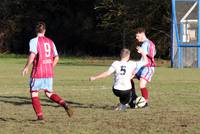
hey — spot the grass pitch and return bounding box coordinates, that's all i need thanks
[0,57,200,134]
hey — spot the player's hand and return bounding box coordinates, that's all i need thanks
[136,46,143,54]
[131,74,135,79]
[89,76,96,81]
[22,67,28,76]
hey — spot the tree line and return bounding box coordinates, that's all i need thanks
[0,0,170,59]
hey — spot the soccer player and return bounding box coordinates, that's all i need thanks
[134,27,156,106]
[89,48,148,111]
[22,22,73,120]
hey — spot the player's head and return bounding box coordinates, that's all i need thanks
[135,27,146,42]
[120,48,130,60]
[35,21,46,34]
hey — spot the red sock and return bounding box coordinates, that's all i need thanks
[32,97,43,117]
[50,94,65,107]
[141,87,149,101]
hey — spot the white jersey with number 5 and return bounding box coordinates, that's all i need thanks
[108,60,144,91]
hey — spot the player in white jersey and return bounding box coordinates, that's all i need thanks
[89,48,148,111]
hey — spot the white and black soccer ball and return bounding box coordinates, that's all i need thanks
[135,96,147,108]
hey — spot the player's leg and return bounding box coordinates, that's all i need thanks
[31,91,43,120]
[113,88,131,111]
[45,91,65,106]
[138,78,149,108]
[131,79,137,99]
[137,66,153,101]
[139,78,149,101]
[129,79,138,108]
[119,90,131,105]
[45,91,73,117]
[43,78,66,107]
[119,90,132,111]
[112,88,121,110]
[140,67,154,102]
[30,78,43,120]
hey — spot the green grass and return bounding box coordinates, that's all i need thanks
[0,58,200,134]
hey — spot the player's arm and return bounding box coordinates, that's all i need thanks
[137,46,148,65]
[139,42,148,55]
[22,39,37,76]
[131,74,135,79]
[53,55,59,68]
[53,43,59,68]
[89,70,113,81]
[22,52,36,76]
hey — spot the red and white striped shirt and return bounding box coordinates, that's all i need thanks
[140,39,156,67]
[29,36,58,78]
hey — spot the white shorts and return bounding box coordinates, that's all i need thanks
[135,66,154,82]
[30,78,53,92]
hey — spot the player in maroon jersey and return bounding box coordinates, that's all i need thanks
[22,22,73,120]
[134,27,156,107]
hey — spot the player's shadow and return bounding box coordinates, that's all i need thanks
[0,95,114,110]
[0,117,17,122]
[0,95,56,107]
[67,101,114,110]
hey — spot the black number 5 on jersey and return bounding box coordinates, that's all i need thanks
[120,66,126,75]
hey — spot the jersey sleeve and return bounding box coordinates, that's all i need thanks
[29,38,38,54]
[53,43,58,57]
[108,61,117,73]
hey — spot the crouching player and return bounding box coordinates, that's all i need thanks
[22,22,73,120]
[89,48,148,111]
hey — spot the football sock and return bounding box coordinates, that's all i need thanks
[131,79,137,100]
[32,97,43,118]
[50,94,65,107]
[141,87,149,101]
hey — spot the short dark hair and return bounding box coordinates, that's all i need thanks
[135,27,145,34]
[120,48,130,58]
[35,21,46,33]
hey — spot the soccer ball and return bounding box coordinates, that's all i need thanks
[135,96,147,108]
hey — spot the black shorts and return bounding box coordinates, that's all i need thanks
[112,88,132,105]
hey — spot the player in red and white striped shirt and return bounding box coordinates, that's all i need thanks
[133,27,156,107]
[22,22,73,120]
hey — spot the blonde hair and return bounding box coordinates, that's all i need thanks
[120,48,130,58]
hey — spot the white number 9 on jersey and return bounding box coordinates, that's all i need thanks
[44,43,51,57]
